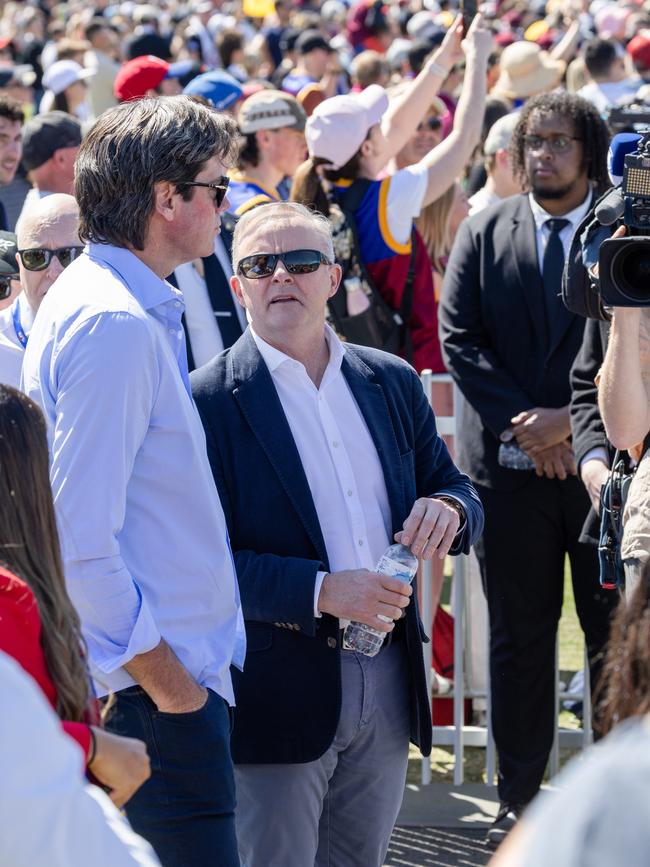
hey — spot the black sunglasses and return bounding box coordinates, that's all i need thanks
[0,275,13,300]
[417,116,442,132]
[17,246,85,271]
[237,249,332,279]
[181,176,230,208]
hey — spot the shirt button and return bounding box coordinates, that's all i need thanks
[174,301,181,308]
[327,637,337,649]
[358,539,364,547]
[168,328,174,334]
[347,490,353,497]
[332,440,339,448]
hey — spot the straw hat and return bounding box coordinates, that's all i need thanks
[492,41,565,100]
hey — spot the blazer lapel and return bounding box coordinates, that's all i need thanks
[341,349,406,533]
[230,332,329,566]
[510,196,549,347]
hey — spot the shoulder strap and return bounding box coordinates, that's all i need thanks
[338,178,372,214]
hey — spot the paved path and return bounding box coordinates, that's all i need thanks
[383,783,500,867]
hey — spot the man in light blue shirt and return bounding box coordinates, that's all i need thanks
[21,96,245,867]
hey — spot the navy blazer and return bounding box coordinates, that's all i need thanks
[191,332,484,764]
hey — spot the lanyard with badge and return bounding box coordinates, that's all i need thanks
[12,303,28,348]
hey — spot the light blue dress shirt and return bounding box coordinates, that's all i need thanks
[22,243,245,703]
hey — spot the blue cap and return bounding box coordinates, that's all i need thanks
[183,70,243,111]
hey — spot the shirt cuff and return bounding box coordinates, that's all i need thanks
[314,570,328,618]
[579,447,610,471]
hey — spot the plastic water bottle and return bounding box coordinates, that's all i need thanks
[342,543,418,657]
[497,442,536,471]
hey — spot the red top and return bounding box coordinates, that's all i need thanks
[0,566,92,758]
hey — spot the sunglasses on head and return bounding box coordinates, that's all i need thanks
[181,175,230,208]
[17,246,85,271]
[237,249,332,279]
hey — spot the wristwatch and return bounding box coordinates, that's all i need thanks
[436,496,466,525]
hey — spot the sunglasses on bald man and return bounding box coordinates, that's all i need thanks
[237,249,333,279]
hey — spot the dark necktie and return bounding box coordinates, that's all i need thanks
[542,218,569,329]
[202,253,243,349]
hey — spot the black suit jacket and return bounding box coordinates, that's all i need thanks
[439,193,594,491]
[191,333,484,764]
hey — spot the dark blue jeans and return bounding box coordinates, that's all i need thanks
[106,685,239,867]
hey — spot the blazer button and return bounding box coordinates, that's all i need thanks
[292,624,301,631]
[327,637,337,649]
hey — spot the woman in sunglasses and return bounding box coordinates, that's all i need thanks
[0,384,151,808]
[0,194,82,389]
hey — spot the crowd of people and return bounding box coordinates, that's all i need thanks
[1,0,650,864]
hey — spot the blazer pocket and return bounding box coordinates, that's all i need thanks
[246,622,273,652]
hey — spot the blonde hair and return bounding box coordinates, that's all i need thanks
[232,201,334,271]
[416,184,456,274]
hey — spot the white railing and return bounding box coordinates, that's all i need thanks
[418,370,592,786]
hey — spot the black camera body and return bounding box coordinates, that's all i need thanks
[598,130,650,307]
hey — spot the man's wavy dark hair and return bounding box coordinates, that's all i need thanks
[75,96,238,251]
[510,92,611,194]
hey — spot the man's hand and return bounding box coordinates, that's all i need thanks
[394,496,461,560]
[318,569,412,632]
[533,441,577,480]
[125,639,208,714]
[580,457,610,513]
[510,406,572,455]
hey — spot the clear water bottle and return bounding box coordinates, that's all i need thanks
[342,543,418,657]
[497,442,536,471]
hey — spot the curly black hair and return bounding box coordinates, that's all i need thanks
[510,92,610,194]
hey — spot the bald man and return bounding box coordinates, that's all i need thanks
[0,194,82,388]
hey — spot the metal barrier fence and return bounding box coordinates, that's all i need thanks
[418,370,592,787]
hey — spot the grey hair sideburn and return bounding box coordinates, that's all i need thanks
[75,95,238,251]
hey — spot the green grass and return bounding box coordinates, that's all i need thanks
[410,557,584,785]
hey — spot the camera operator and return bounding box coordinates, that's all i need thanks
[597,266,650,595]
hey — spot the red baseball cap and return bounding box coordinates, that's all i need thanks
[114,55,191,102]
[628,32,650,72]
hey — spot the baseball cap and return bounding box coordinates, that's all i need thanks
[483,111,520,155]
[183,70,243,110]
[114,55,191,101]
[295,30,333,56]
[306,84,388,170]
[42,60,94,95]
[238,89,307,134]
[22,112,83,171]
[0,64,36,89]
[0,231,19,277]
[628,32,650,72]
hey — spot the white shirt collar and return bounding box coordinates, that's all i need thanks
[528,187,593,233]
[251,323,346,383]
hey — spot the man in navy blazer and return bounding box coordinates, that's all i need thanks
[191,202,483,867]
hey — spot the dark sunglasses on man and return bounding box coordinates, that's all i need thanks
[180,175,230,208]
[17,246,85,271]
[237,249,333,279]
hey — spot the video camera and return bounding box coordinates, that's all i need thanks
[597,128,650,307]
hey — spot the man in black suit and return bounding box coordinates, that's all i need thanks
[439,92,617,847]
[172,211,245,369]
[192,201,484,867]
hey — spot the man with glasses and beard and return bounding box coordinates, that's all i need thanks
[21,97,244,867]
[0,194,81,387]
[439,92,617,848]
[191,201,483,867]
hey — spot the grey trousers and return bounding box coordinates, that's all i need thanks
[235,641,411,867]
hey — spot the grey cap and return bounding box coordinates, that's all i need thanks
[22,111,83,171]
[484,111,521,156]
[238,89,306,134]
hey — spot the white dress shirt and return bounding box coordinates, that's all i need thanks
[22,244,245,702]
[173,237,246,367]
[0,651,161,867]
[528,189,593,273]
[0,292,34,388]
[251,326,392,615]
